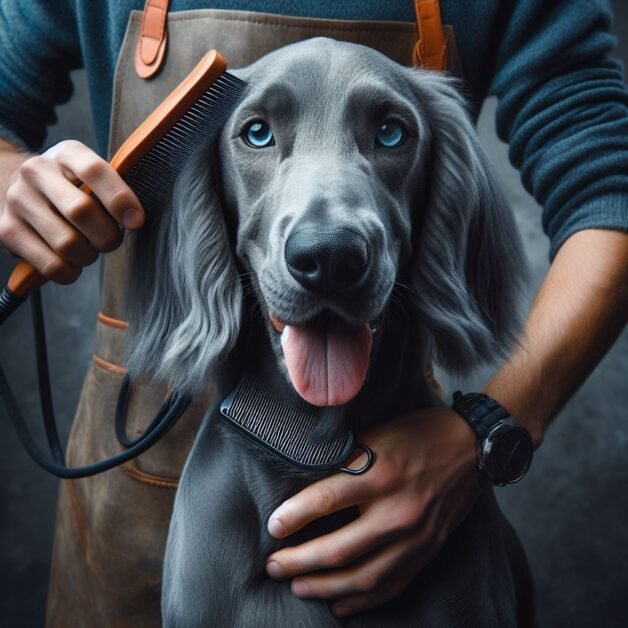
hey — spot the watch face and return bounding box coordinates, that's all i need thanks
[483,421,534,484]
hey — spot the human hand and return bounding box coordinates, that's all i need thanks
[0,139,144,284]
[265,407,488,617]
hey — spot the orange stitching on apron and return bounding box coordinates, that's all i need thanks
[64,421,89,558]
[93,355,126,376]
[97,312,129,330]
[121,458,180,488]
[66,480,89,555]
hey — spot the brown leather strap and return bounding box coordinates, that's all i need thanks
[134,0,170,79]
[412,0,448,71]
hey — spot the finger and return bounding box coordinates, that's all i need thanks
[268,471,378,539]
[267,503,406,579]
[22,160,123,252]
[288,528,425,602]
[41,141,144,229]
[8,186,99,267]
[0,217,82,284]
[330,546,439,618]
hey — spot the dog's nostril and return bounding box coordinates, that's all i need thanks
[285,227,370,293]
[292,254,319,275]
[334,256,367,286]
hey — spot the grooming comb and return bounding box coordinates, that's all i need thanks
[0,50,246,324]
[221,372,373,474]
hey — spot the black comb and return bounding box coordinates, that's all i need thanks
[123,71,246,215]
[221,372,373,474]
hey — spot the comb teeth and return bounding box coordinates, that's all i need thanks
[221,373,355,470]
[123,72,247,215]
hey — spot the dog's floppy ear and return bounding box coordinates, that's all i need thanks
[406,70,529,374]
[124,144,243,394]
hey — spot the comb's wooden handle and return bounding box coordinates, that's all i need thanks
[112,49,226,175]
[2,50,228,319]
[7,260,45,297]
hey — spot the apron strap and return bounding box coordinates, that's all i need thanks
[133,1,447,79]
[412,0,448,71]
[134,0,170,79]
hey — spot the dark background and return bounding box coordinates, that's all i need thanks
[1,3,626,626]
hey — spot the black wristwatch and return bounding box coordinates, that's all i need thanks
[451,391,534,486]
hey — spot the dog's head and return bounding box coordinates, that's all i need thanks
[126,38,528,403]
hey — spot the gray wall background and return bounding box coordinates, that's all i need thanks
[0,4,626,626]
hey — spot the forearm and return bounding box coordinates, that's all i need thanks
[483,228,628,448]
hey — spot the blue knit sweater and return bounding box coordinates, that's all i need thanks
[0,1,626,258]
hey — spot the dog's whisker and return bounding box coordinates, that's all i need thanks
[246,301,264,328]
[234,272,252,286]
[393,280,420,300]
[388,292,412,324]
[390,286,410,307]
[242,284,258,299]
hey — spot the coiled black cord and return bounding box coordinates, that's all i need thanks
[0,290,191,478]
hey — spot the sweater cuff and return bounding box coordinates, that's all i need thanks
[549,194,628,260]
[0,124,32,153]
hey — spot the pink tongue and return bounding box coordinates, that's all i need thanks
[281,321,372,406]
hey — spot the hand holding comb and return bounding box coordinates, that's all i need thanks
[0,50,246,324]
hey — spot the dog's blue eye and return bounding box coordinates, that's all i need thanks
[376,121,405,148]
[243,121,274,148]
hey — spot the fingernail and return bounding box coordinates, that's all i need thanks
[265,560,286,580]
[333,604,351,617]
[122,208,143,229]
[268,518,287,538]
[291,580,312,599]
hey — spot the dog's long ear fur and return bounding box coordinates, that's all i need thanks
[406,70,529,374]
[125,144,243,394]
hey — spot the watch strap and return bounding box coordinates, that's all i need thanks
[451,391,510,440]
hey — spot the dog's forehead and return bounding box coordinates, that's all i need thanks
[234,37,406,100]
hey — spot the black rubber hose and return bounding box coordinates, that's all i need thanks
[31,290,65,464]
[0,287,25,326]
[115,373,177,449]
[0,290,192,478]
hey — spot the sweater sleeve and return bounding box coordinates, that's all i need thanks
[488,0,628,259]
[0,0,82,151]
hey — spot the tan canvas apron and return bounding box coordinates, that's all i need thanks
[45,5,459,626]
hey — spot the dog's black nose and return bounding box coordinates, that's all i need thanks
[285,227,370,293]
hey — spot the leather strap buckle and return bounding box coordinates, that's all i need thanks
[412,0,448,71]
[134,0,170,79]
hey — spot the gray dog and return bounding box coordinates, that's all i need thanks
[125,38,532,627]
